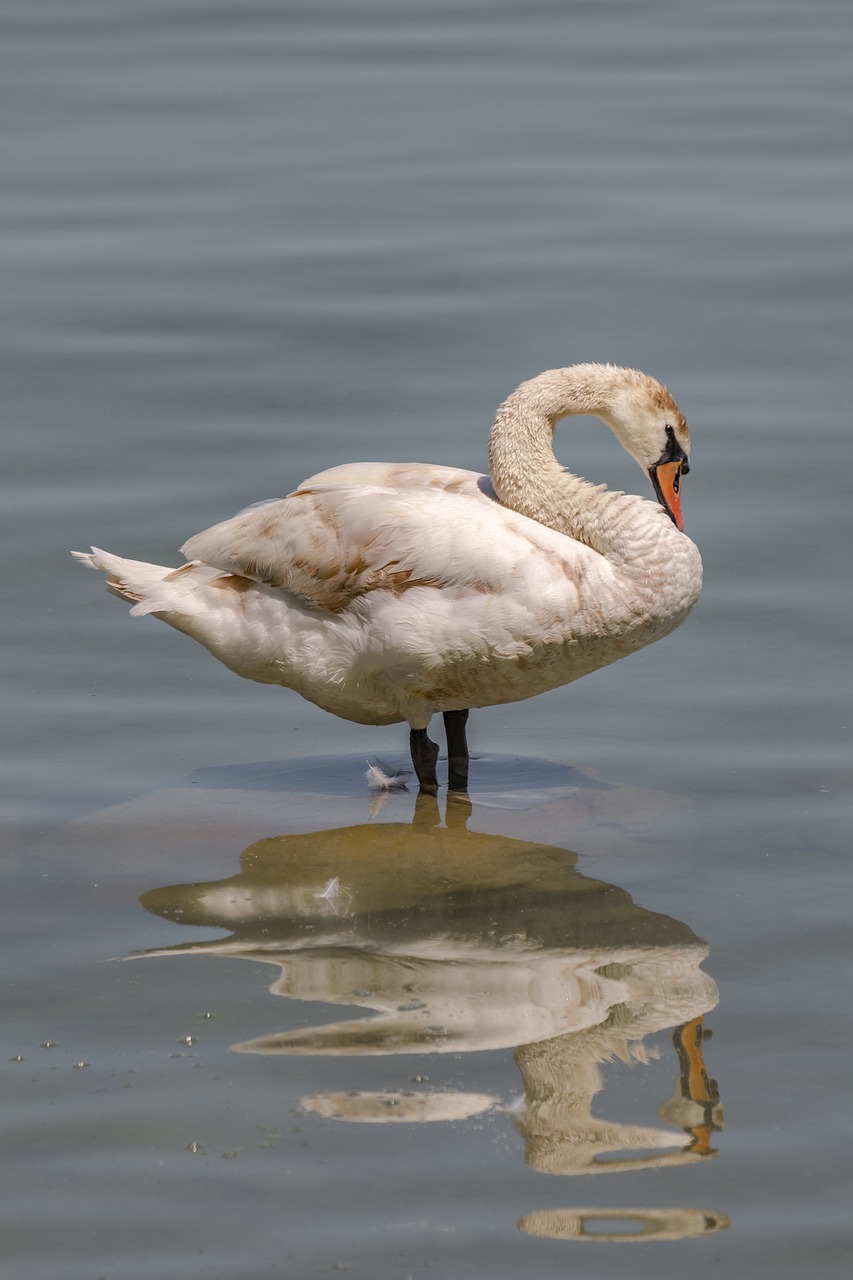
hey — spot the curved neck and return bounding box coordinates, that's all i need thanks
[487,365,636,551]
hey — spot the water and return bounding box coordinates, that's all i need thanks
[3,1,851,1276]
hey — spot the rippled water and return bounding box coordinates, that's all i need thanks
[4,1,852,1277]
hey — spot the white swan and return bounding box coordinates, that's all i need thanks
[74,363,702,792]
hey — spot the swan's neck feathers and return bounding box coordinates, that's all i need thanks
[488,363,663,557]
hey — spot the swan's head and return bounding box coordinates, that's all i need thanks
[601,371,692,532]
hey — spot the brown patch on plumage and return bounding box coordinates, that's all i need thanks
[436,474,473,495]
[289,559,466,613]
[237,543,496,612]
[212,574,255,594]
[649,381,690,445]
[105,579,143,604]
[163,562,198,581]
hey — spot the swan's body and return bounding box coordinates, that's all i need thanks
[75,363,702,791]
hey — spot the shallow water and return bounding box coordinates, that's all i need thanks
[4,1,852,1277]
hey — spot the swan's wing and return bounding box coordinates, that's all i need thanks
[181,463,606,614]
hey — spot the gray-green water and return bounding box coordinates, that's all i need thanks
[4,1,851,1276]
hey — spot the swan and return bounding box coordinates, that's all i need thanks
[74,363,702,793]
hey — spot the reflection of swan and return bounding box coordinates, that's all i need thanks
[138,794,721,1173]
[519,1206,729,1243]
[301,1089,499,1124]
[75,363,701,791]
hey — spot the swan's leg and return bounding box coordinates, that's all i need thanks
[443,709,470,794]
[409,727,439,794]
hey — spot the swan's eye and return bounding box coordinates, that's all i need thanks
[665,423,675,439]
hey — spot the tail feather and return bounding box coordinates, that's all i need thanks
[71,546,218,617]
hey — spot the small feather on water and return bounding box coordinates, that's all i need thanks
[365,758,411,791]
[310,876,353,916]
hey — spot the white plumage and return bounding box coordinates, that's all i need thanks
[74,363,702,791]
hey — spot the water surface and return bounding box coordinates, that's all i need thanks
[3,1,851,1277]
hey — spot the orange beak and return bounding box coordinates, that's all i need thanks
[651,460,685,531]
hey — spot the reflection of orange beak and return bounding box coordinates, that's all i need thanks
[651,460,685,531]
[675,1016,718,1106]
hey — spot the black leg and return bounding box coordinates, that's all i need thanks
[443,709,470,795]
[409,726,439,794]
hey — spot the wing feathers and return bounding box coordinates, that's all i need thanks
[180,464,600,616]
